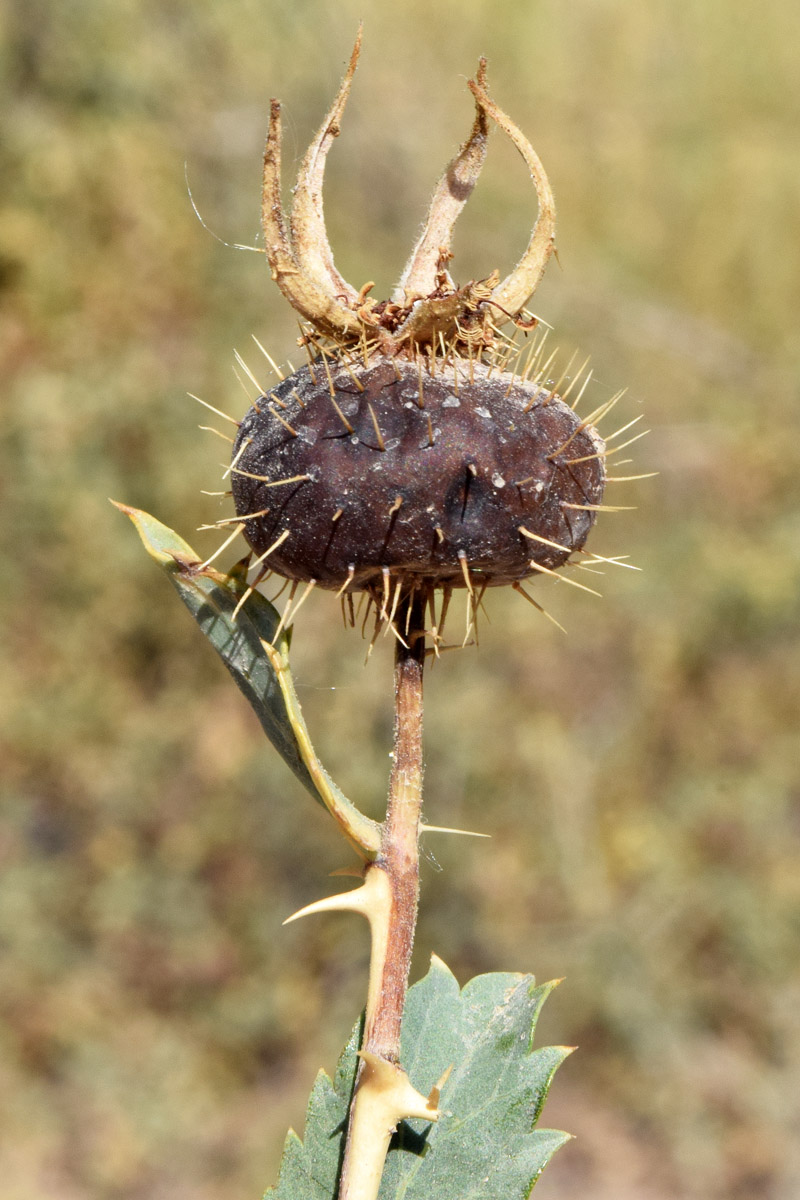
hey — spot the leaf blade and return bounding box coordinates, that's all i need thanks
[266,957,570,1200]
[115,503,379,857]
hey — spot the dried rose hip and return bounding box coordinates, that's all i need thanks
[231,358,604,593]
[226,31,619,632]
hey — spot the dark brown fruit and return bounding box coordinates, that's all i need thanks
[231,356,605,591]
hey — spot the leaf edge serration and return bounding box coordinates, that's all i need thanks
[265,955,571,1200]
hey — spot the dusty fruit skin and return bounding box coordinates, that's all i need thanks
[231,357,605,591]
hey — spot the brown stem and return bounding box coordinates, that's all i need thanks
[338,588,427,1199]
[364,587,426,1057]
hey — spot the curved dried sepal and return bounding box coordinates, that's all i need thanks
[262,99,361,338]
[290,26,363,307]
[394,58,490,304]
[467,79,557,316]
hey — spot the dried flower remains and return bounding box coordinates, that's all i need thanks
[208,29,640,647]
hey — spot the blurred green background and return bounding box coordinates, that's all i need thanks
[1,1,799,1197]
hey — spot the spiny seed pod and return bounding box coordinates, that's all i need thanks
[231,357,604,594]
[226,30,621,635]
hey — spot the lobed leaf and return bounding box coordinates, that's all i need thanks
[267,956,571,1200]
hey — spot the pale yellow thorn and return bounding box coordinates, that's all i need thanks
[384,620,410,651]
[457,551,473,598]
[198,506,270,530]
[578,551,641,571]
[561,501,636,512]
[229,468,312,487]
[232,577,261,623]
[419,824,491,838]
[198,425,234,443]
[269,406,298,437]
[559,355,591,403]
[318,344,337,399]
[563,428,649,465]
[188,392,241,427]
[529,346,559,387]
[356,1052,440,1124]
[520,333,548,382]
[251,334,285,380]
[523,348,558,409]
[341,358,366,392]
[335,564,356,597]
[282,577,317,631]
[548,392,622,460]
[250,528,291,570]
[368,402,386,451]
[198,522,246,570]
[283,879,376,926]
[527,559,602,597]
[518,525,572,555]
[512,581,567,634]
[604,414,644,442]
[222,438,251,480]
[570,367,594,410]
[234,348,266,394]
[382,577,403,639]
[269,580,299,646]
[232,364,258,403]
[424,639,475,657]
[379,566,391,620]
[603,429,651,457]
[283,866,392,1035]
[543,349,577,403]
[606,471,660,482]
[298,324,319,384]
[328,392,354,433]
[426,412,435,447]
[428,1064,453,1109]
[585,393,625,431]
[581,388,626,428]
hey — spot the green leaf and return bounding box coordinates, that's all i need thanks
[266,957,571,1200]
[114,503,380,858]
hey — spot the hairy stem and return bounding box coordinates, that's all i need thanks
[366,589,426,1057]
[338,589,427,1200]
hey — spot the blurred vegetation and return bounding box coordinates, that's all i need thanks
[1,1,799,1197]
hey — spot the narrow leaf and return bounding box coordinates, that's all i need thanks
[267,957,570,1199]
[114,503,379,858]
